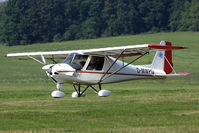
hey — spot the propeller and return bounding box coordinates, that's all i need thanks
[41,56,57,89]
[42,64,58,83]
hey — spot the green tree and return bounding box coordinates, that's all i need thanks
[127,1,144,33]
[1,0,198,46]
[79,0,90,22]
[63,24,80,40]
[139,0,171,32]
[2,0,23,45]
[63,0,81,40]
[115,0,142,34]
[102,0,118,36]
[81,0,104,38]
[179,0,199,31]
[169,0,186,31]
[53,33,63,42]
[0,1,7,43]
[115,0,129,34]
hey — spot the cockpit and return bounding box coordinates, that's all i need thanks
[63,53,104,71]
[63,53,88,70]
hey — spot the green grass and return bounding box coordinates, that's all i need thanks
[0,32,199,133]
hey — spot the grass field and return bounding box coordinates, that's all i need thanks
[0,32,199,133]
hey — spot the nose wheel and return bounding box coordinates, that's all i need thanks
[51,83,66,98]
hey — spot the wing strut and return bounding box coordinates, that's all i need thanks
[99,50,126,83]
[50,55,58,64]
[27,54,58,65]
[28,55,46,65]
[99,52,148,83]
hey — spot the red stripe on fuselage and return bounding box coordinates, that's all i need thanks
[56,70,155,77]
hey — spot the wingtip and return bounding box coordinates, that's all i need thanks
[182,46,188,49]
[4,54,7,57]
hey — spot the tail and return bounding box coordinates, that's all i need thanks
[151,41,173,74]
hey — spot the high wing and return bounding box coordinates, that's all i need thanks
[83,44,185,56]
[5,43,185,64]
[5,50,78,59]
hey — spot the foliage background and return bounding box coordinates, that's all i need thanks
[0,0,198,46]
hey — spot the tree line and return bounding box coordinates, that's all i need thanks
[0,0,198,46]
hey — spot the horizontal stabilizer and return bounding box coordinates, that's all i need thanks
[170,72,191,76]
[148,44,186,50]
[156,72,191,77]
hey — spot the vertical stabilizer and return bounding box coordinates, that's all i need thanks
[151,41,173,74]
[164,42,173,74]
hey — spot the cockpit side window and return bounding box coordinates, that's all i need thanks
[63,53,88,70]
[86,56,104,71]
[72,54,88,69]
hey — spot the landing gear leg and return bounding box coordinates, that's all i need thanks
[72,84,87,98]
[72,83,111,98]
[51,83,65,98]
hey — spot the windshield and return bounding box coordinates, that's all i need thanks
[63,53,88,70]
[63,53,76,64]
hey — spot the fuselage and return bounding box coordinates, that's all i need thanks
[43,54,166,85]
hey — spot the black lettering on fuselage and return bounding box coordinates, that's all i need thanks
[136,67,154,74]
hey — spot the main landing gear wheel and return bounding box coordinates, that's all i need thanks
[51,90,65,98]
[51,83,66,98]
[98,90,111,97]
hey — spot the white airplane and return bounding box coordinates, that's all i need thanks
[5,41,190,98]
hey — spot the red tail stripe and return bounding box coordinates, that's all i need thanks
[164,42,173,74]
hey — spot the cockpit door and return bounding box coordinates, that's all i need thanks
[86,56,104,71]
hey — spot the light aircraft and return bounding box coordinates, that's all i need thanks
[5,41,190,98]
